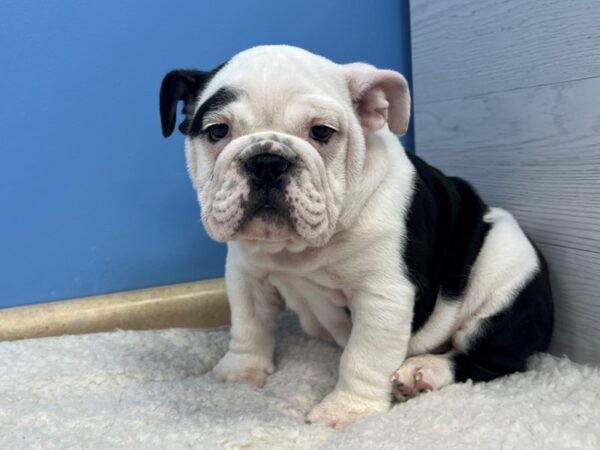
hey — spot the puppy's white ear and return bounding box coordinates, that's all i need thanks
[344,63,411,135]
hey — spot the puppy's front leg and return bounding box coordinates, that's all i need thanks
[212,267,281,388]
[307,281,413,429]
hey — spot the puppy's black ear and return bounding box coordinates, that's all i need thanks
[160,70,212,137]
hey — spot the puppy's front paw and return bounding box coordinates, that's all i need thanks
[212,351,275,388]
[306,390,389,431]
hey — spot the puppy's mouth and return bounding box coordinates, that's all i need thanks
[223,186,296,243]
[256,203,276,215]
[243,188,292,225]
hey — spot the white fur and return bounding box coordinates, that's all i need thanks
[408,300,460,356]
[268,274,352,347]
[221,129,416,430]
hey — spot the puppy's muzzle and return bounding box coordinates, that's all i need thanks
[244,153,292,189]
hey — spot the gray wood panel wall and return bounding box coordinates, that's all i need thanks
[410,0,600,364]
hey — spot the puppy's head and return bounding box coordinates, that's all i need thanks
[160,46,410,249]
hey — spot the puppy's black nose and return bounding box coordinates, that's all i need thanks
[244,153,291,186]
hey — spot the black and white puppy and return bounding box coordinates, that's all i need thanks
[160,46,553,430]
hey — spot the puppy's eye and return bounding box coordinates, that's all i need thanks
[310,125,335,143]
[205,124,230,142]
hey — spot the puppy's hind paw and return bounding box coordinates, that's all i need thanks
[391,354,454,401]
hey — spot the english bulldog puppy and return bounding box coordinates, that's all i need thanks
[160,45,554,430]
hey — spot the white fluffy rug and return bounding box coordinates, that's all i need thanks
[1,314,599,449]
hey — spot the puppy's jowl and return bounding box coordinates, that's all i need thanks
[160,46,553,430]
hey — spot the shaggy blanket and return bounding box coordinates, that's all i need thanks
[1,314,599,449]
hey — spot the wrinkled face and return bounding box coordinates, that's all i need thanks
[160,46,410,249]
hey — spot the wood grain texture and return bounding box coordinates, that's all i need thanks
[410,0,600,103]
[541,243,600,364]
[414,76,600,253]
[410,0,600,364]
[0,279,229,341]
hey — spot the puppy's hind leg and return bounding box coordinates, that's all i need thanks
[390,347,524,402]
[392,267,553,401]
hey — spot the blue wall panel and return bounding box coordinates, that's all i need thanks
[0,0,412,307]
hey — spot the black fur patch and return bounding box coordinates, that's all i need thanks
[403,154,491,332]
[159,63,226,137]
[402,154,554,383]
[188,87,239,138]
[451,245,554,382]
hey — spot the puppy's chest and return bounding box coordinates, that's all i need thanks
[268,271,350,309]
[256,250,351,309]
[240,237,380,309]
